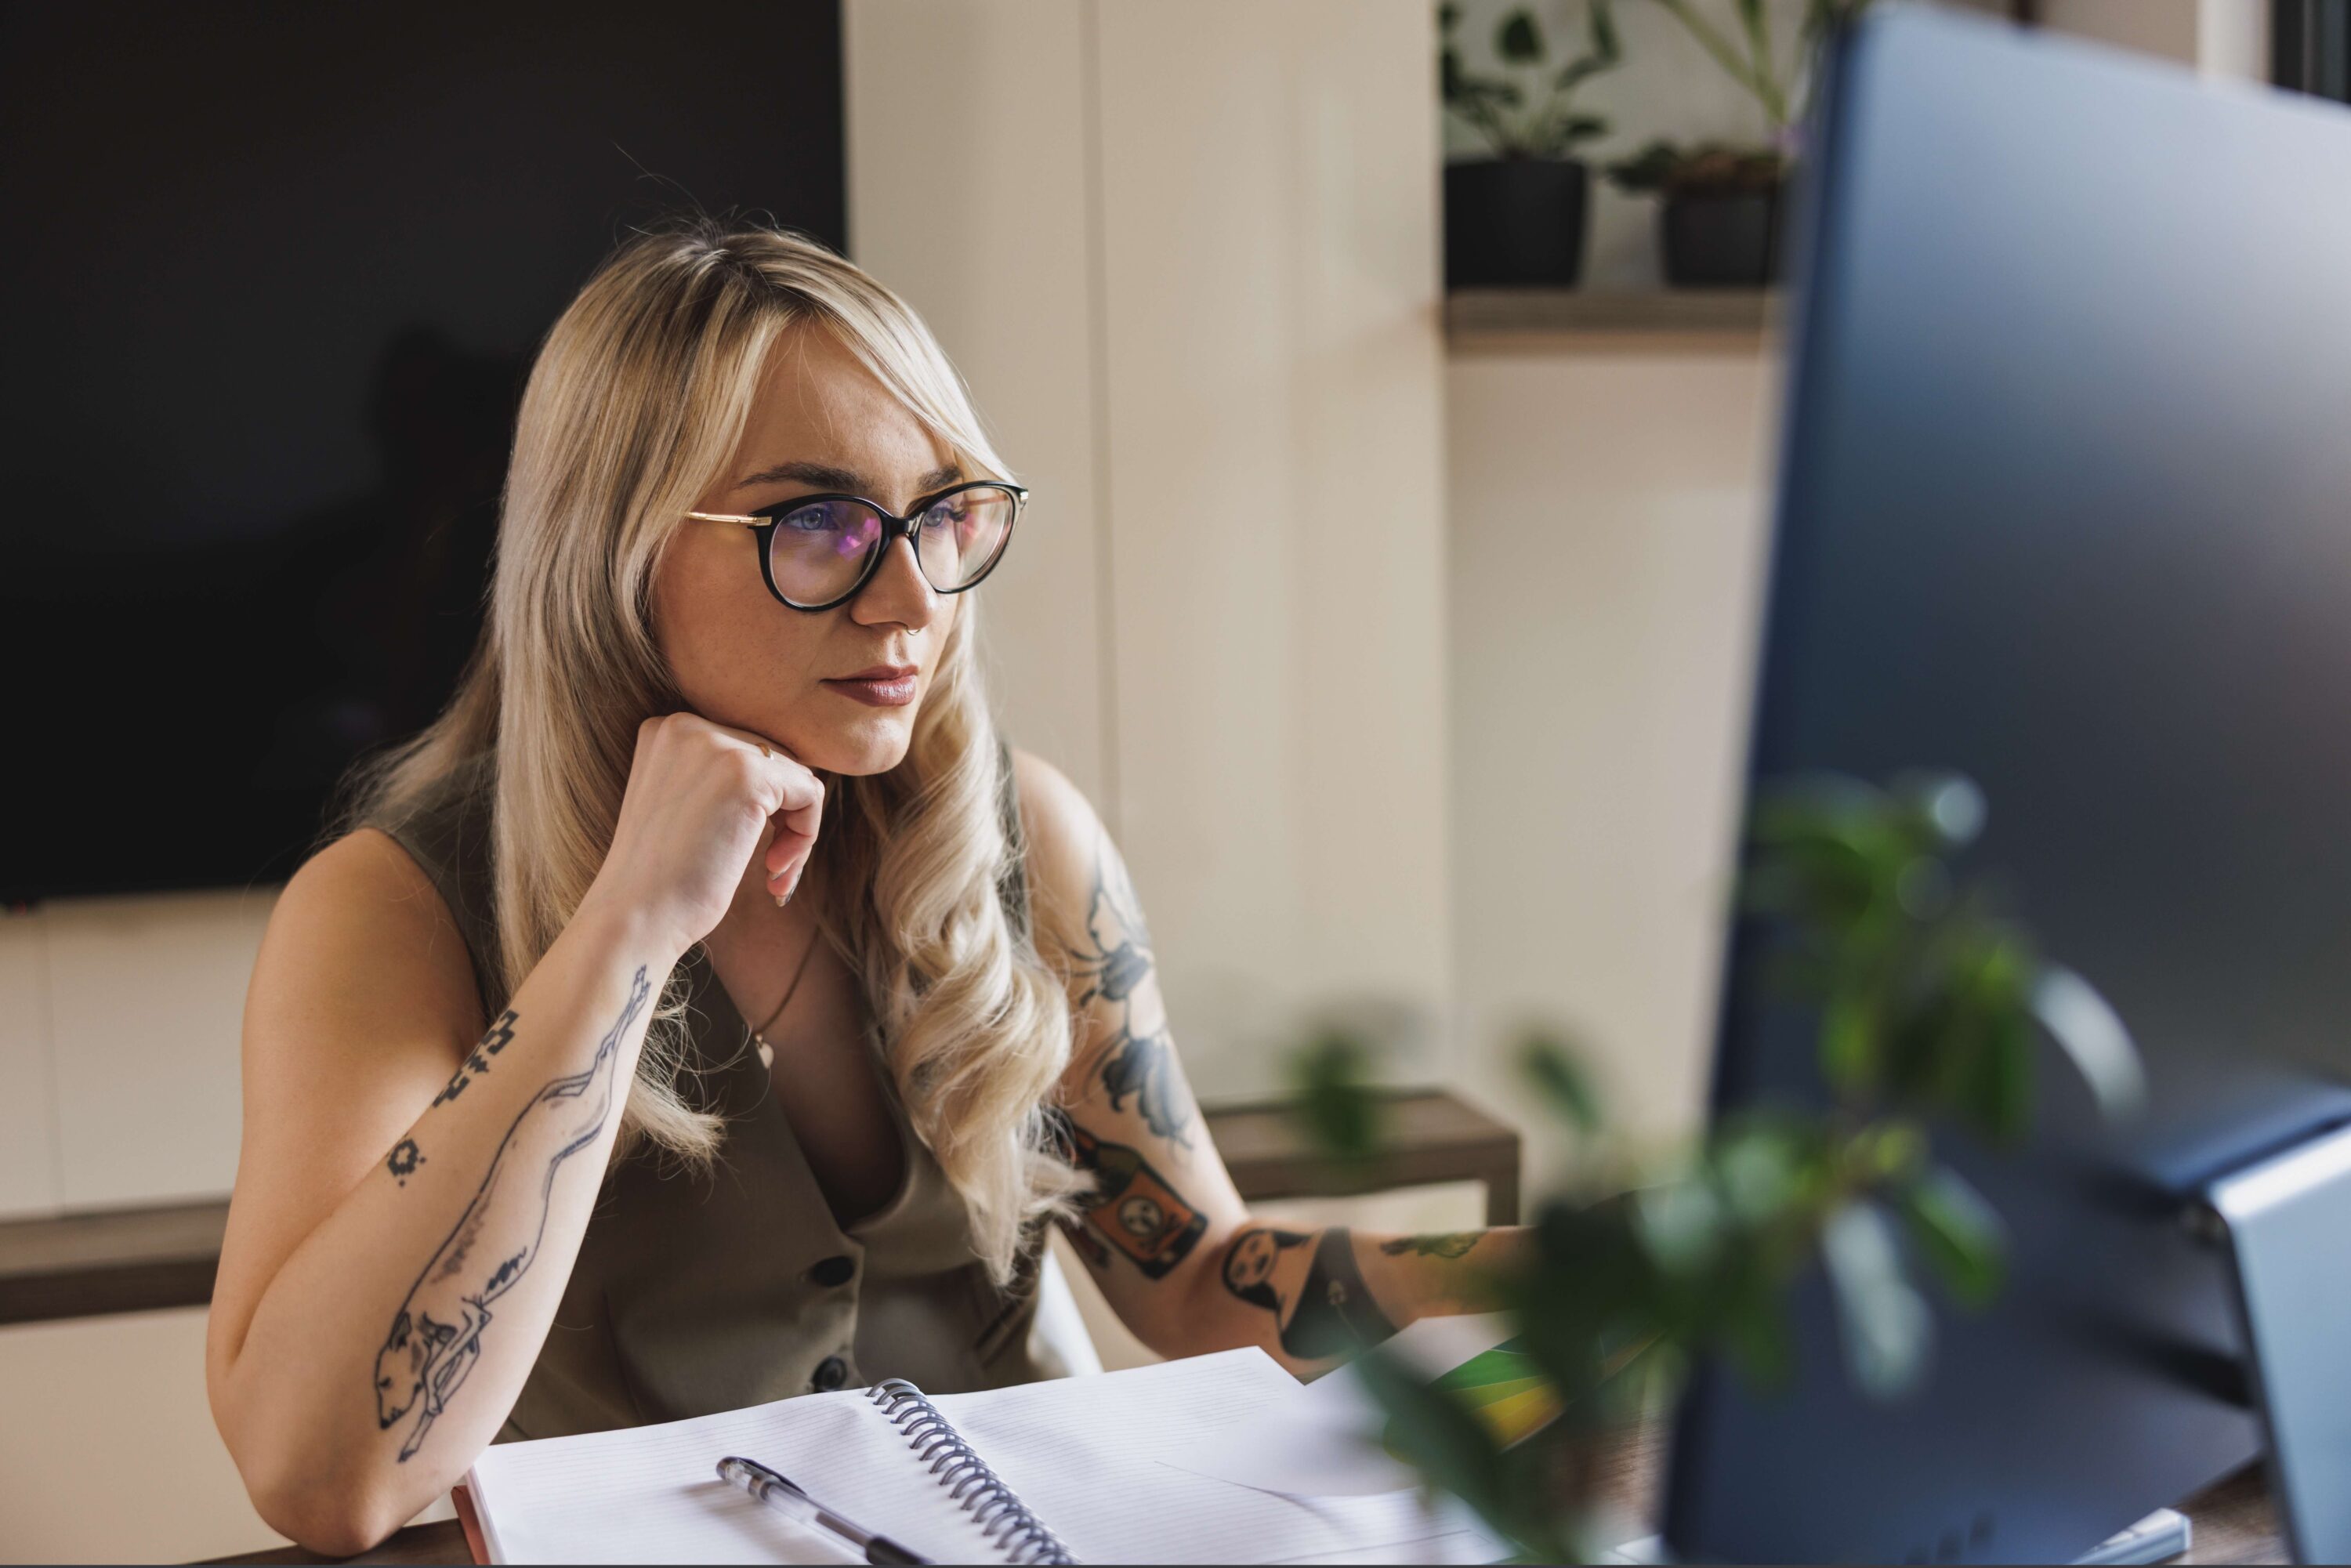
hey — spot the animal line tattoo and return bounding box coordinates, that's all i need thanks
[373,969,650,1461]
[1064,828,1196,1146]
[1223,1225,1400,1360]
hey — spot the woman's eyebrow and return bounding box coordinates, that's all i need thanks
[731,459,966,494]
[733,459,866,492]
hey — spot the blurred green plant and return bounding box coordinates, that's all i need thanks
[1288,1026,1389,1171]
[1294,771,2144,1561]
[1606,0,1875,195]
[1441,2,1624,161]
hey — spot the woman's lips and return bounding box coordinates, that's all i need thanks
[822,667,918,707]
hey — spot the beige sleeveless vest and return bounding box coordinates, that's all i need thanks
[371,747,1063,1443]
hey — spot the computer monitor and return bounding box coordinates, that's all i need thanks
[1666,8,2351,1563]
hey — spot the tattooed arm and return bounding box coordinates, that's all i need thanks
[206,840,670,1553]
[1014,752,1527,1378]
[208,716,823,1555]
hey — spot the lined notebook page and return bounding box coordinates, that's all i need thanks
[932,1352,1504,1565]
[466,1389,997,1563]
[466,1350,1506,1565]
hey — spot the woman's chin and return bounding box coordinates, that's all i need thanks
[793,708,918,777]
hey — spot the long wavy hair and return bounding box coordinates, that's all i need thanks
[351,219,1083,1284]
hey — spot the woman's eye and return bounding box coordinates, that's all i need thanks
[782,504,844,534]
[920,503,965,532]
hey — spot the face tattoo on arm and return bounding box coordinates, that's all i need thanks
[1222,1225,1400,1360]
[371,968,650,1461]
[1054,1113,1207,1280]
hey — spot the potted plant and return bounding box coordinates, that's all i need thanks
[1441,2,1623,289]
[1607,0,1875,288]
[1297,772,2146,1557]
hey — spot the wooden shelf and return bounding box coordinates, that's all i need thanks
[0,1089,1520,1327]
[1209,1088,1520,1226]
[1446,288,1780,353]
[0,1197,230,1324]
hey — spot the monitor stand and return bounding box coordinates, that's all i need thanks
[1610,1121,2351,1566]
[2205,1117,2351,1565]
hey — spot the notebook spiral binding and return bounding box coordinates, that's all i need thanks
[868,1378,1080,1566]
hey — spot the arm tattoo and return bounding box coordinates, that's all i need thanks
[430,1009,520,1109]
[373,970,649,1461]
[1054,1114,1205,1279]
[1066,829,1197,1145]
[1378,1231,1481,1260]
[386,1139,426,1186]
[1223,1225,1400,1360]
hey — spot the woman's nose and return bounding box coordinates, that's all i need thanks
[851,535,939,629]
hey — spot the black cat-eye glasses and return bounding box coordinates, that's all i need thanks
[686,480,1026,612]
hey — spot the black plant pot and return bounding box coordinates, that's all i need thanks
[1444,159,1589,289]
[1659,186,1781,288]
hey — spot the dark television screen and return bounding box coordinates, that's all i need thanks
[0,3,844,904]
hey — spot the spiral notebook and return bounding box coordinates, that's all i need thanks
[461,1348,1509,1564]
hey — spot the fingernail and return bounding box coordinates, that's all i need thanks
[773,893,787,909]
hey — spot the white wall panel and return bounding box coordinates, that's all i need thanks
[46,887,274,1209]
[848,1,1453,1098]
[1090,1,1452,1095]
[1447,350,1774,1182]
[843,0,1112,806]
[0,907,59,1219]
[2038,0,2201,63]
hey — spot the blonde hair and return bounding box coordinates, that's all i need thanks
[355,219,1083,1283]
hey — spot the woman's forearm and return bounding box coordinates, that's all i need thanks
[216,904,676,1554]
[1353,1226,1531,1320]
[1155,1222,1531,1375]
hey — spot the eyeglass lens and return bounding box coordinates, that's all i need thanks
[764,487,1016,605]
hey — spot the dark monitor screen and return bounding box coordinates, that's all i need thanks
[0,3,843,903]
[1668,9,2351,1563]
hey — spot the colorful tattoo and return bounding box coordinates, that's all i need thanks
[1378,1232,1481,1260]
[1060,1117,1206,1278]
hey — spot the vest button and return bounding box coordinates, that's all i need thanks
[807,1255,856,1288]
[811,1354,849,1392]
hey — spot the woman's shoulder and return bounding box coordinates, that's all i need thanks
[1007,745,1113,953]
[272,751,500,1016]
[280,825,458,944]
[1008,744,1100,856]
[261,827,485,1040]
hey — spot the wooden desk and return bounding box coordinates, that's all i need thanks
[207,1421,2288,1565]
[0,1089,1519,1327]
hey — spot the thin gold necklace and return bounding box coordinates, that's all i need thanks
[752,924,823,1068]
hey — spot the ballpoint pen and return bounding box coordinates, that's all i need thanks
[717,1455,936,1565]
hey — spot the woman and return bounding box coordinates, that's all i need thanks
[205,219,1519,1555]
